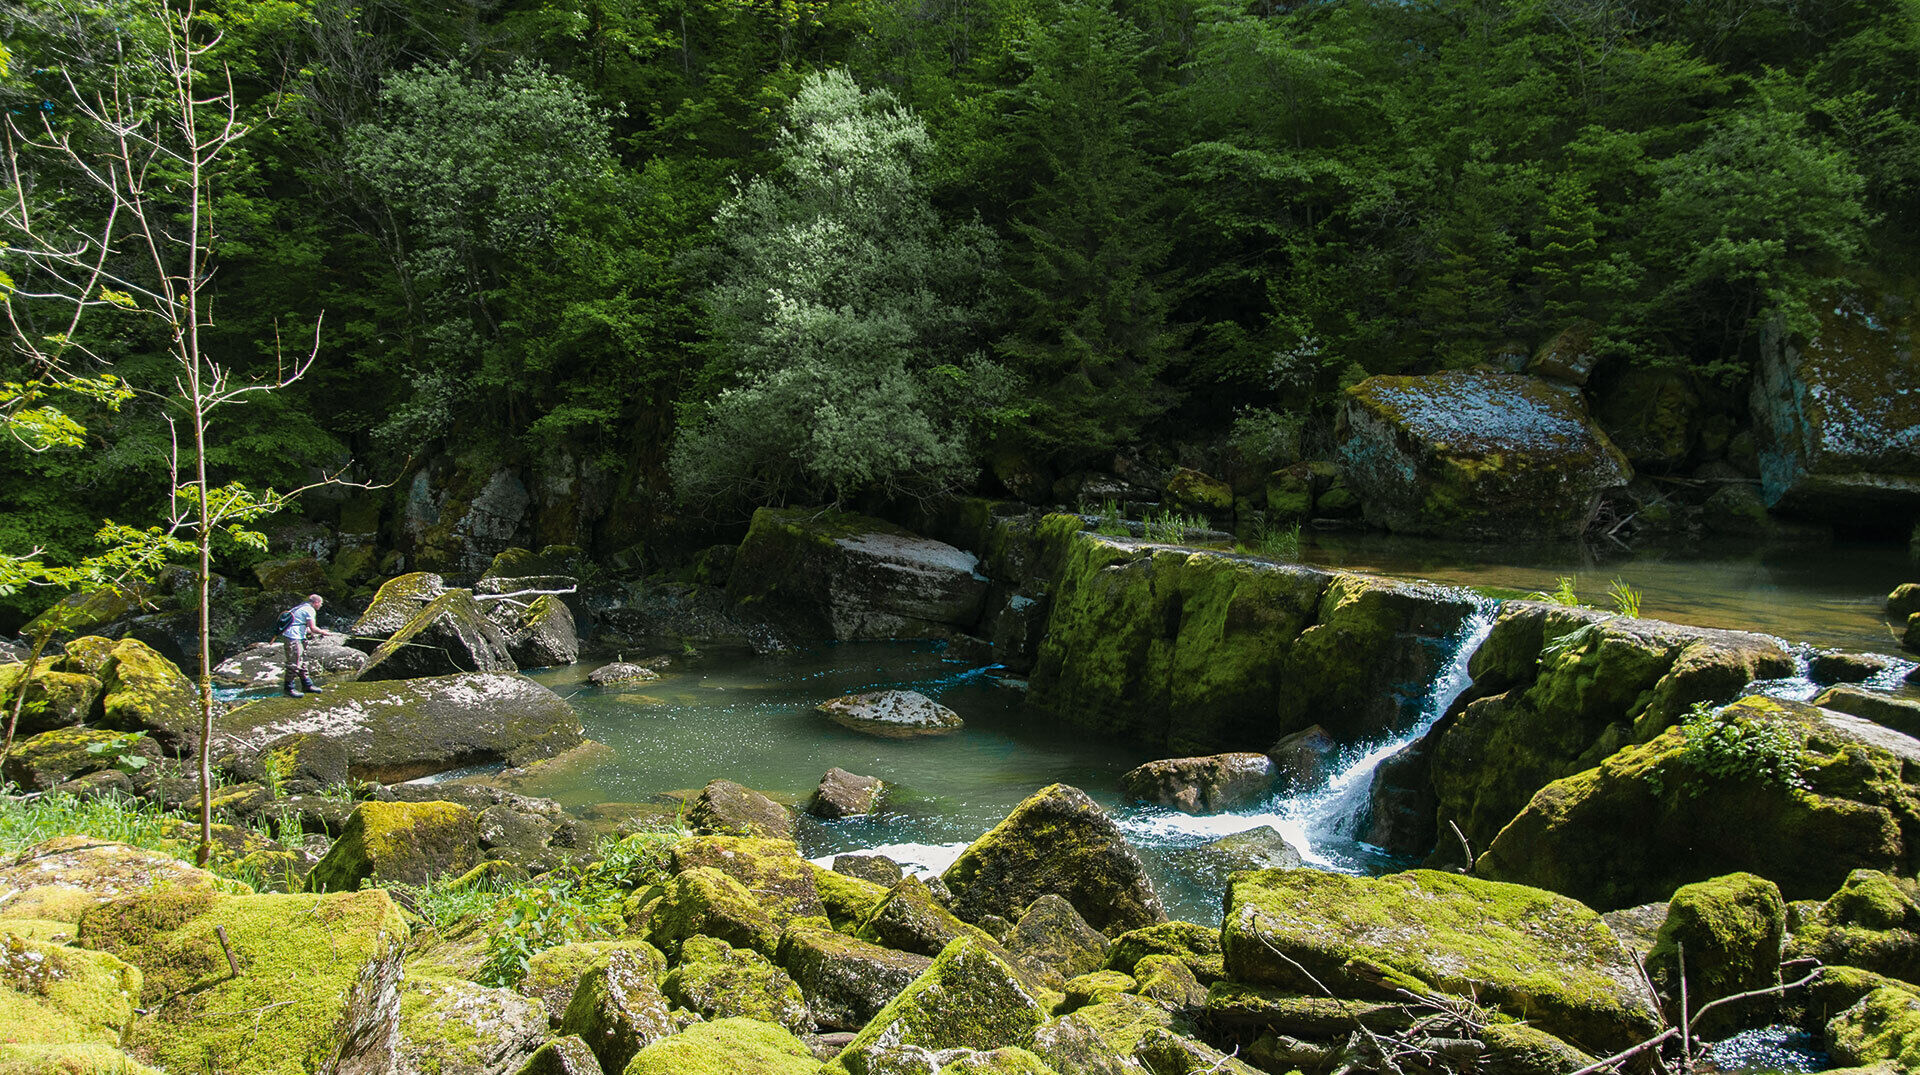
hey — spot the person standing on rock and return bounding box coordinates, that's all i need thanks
[281,594,333,697]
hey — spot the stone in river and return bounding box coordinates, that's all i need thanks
[810,767,885,818]
[818,689,964,738]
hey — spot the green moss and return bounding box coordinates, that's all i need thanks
[307,800,479,891]
[1102,921,1223,982]
[660,935,809,1032]
[1647,873,1786,1034]
[1061,971,1135,1011]
[2,728,127,792]
[23,588,141,639]
[1030,994,1172,1071]
[521,939,665,1023]
[829,937,1049,1075]
[938,1046,1060,1074]
[96,641,197,745]
[512,1035,601,1075]
[0,932,142,1047]
[645,867,779,959]
[810,863,888,930]
[622,1016,819,1075]
[0,838,238,924]
[0,1043,162,1074]
[1132,955,1204,1011]
[668,836,821,925]
[1786,871,1920,984]
[0,667,102,736]
[1827,983,1920,1070]
[79,889,407,1074]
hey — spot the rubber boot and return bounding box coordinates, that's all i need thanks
[284,677,304,698]
[300,674,324,694]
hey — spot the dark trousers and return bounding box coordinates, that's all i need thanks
[283,637,308,684]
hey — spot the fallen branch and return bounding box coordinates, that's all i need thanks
[1447,820,1474,873]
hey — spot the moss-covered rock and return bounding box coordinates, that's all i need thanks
[936,1046,1060,1074]
[500,594,581,670]
[646,867,780,959]
[1477,1022,1598,1075]
[667,835,821,925]
[1827,982,1920,1071]
[95,640,199,751]
[1004,895,1109,990]
[828,938,1048,1075]
[1,728,153,793]
[660,935,809,1033]
[80,888,407,1074]
[307,800,480,890]
[1101,921,1223,984]
[1477,695,1920,909]
[1786,870,1920,985]
[521,939,666,1023]
[1646,872,1786,1034]
[777,924,932,1032]
[0,931,142,1048]
[1131,955,1205,1014]
[942,785,1165,937]
[0,838,237,924]
[357,588,517,681]
[0,666,101,737]
[558,948,676,1075]
[1029,994,1172,1075]
[511,1034,602,1075]
[622,1016,817,1075]
[218,672,583,783]
[353,572,448,637]
[1817,687,1920,739]
[860,876,999,960]
[396,973,548,1075]
[1060,972,1135,1012]
[22,587,143,639]
[1132,1025,1261,1075]
[1164,468,1232,514]
[681,782,795,841]
[812,864,889,930]
[1221,868,1660,1055]
[0,1043,161,1074]
[1202,983,1415,1041]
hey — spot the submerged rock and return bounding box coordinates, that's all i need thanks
[1117,753,1275,814]
[1810,650,1892,686]
[588,661,659,686]
[819,690,964,738]
[1339,369,1633,540]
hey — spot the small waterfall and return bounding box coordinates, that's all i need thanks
[1746,642,1919,702]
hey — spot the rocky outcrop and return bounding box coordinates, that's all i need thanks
[1117,753,1276,814]
[1751,285,1920,520]
[216,673,583,783]
[212,638,368,687]
[1476,695,1920,909]
[726,507,989,641]
[942,784,1166,937]
[356,589,516,680]
[819,690,964,737]
[1339,369,1633,540]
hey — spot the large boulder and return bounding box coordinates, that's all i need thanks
[684,779,795,840]
[496,594,579,669]
[668,835,824,926]
[357,589,516,681]
[2,728,160,793]
[1785,869,1920,984]
[942,784,1166,937]
[519,940,665,1024]
[307,801,481,891]
[1827,982,1920,1071]
[212,638,367,687]
[1476,695,1920,909]
[557,948,676,1075]
[0,930,143,1049]
[0,664,101,736]
[1118,753,1276,814]
[1646,873,1787,1035]
[216,672,582,783]
[394,974,547,1075]
[79,888,408,1075]
[622,1016,820,1075]
[810,768,885,818]
[352,572,447,638]
[777,924,932,1031]
[819,690,964,738]
[95,639,200,751]
[725,507,990,641]
[1339,369,1633,540]
[1221,868,1661,1056]
[1751,285,1920,520]
[645,867,781,959]
[660,935,811,1033]
[0,838,235,924]
[826,937,1048,1075]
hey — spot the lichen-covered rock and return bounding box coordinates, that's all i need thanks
[1117,754,1274,815]
[668,835,822,925]
[500,595,579,670]
[1816,686,1920,739]
[828,938,1047,1075]
[811,768,886,818]
[684,779,795,840]
[726,508,990,641]
[520,939,665,1024]
[1221,868,1661,1055]
[308,801,480,891]
[1646,873,1787,1034]
[943,785,1165,937]
[510,1035,601,1075]
[661,935,810,1033]
[1431,604,1796,857]
[0,666,101,737]
[0,838,235,924]
[95,640,199,750]
[217,672,582,783]
[1751,285,1920,520]
[1339,370,1633,539]
[1826,982,1920,1070]
[357,589,516,680]
[1476,695,1920,909]
[80,888,407,1075]
[212,638,367,687]
[353,572,447,638]
[1100,922,1223,984]
[558,949,676,1075]
[1004,895,1109,990]
[819,691,964,738]
[777,925,931,1032]
[1030,994,1171,1075]
[0,930,142,1048]
[1,728,158,793]
[395,974,547,1075]
[835,854,906,888]
[646,867,780,959]
[1786,869,1920,984]
[21,586,143,639]
[1060,972,1135,1012]
[624,1016,819,1075]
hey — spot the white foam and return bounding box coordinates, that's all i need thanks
[808,840,970,879]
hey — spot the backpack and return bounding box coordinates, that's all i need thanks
[275,606,296,635]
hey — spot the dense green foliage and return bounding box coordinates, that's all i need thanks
[4,0,1916,586]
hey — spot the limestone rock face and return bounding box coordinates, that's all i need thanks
[1476,695,1920,909]
[1118,753,1276,814]
[1339,370,1632,540]
[216,672,582,784]
[357,589,516,681]
[1751,286,1920,520]
[942,784,1166,937]
[1221,868,1661,1056]
[726,507,990,641]
[820,690,964,738]
[307,801,481,890]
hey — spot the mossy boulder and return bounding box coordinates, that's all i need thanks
[776,924,932,1031]
[522,939,666,1023]
[307,800,480,890]
[936,1046,1060,1074]
[558,948,676,1075]
[1,728,157,793]
[1029,994,1172,1075]
[1786,870,1920,984]
[357,588,517,681]
[0,666,101,737]
[942,784,1165,937]
[395,973,548,1075]
[217,672,582,783]
[22,586,142,639]
[1221,868,1661,1055]
[1117,753,1275,815]
[95,639,199,750]
[1164,468,1232,514]
[668,835,822,925]
[79,888,407,1074]
[1101,921,1223,984]
[683,780,795,840]
[0,931,142,1048]
[1646,872,1787,1034]
[812,864,889,929]
[0,838,237,924]
[1004,895,1109,990]
[827,937,1048,1075]
[1132,1026,1261,1075]
[622,1016,818,1075]
[0,1043,161,1074]
[1060,972,1135,1011]
[511,1035,602,1075]
[1817,687,1920,739]
[1131,955,1205,1014]
[646,867,780,959]
[725,507,989,641]
[1339,370,1633,540]
[1476,695,1920,909]
[660,935,810,1033]
[1827,982,1920,1071]
[501,594,580,669]
[859,876,998,960]
[1751,284,1920,520]
[353,571,448,638]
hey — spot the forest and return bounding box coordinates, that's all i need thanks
[2,0,1917,619]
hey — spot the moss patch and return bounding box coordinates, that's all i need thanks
[622,1016,819,1075]
[0,931,142,1047]
[308,800,479,891]
[829,937,1048,1075]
